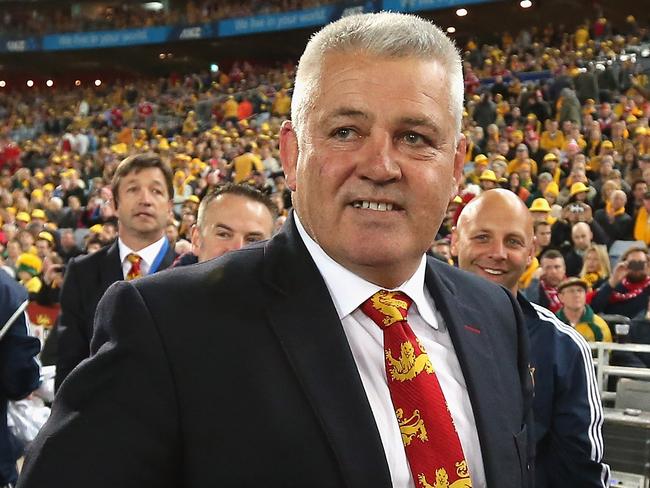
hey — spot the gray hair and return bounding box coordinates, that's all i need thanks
[291,12,463,140]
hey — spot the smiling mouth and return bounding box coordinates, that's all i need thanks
[479,266,506,276]
[351,200,401,212]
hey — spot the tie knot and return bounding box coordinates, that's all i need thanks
[127,253,141,265]
[360,290,412,329]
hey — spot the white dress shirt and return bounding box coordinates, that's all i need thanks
[295,215,487,488]
[118,235,167,279]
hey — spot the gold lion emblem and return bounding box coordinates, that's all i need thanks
[418,461,472,488]
[371,291,409,327]
[396,408,428,446]
[386,340,434,382]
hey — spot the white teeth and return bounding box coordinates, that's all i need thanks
[353,200,395,211]
[483,268,504,275]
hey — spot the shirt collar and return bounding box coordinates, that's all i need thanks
[118,235,166,270]
[294,213,437,328]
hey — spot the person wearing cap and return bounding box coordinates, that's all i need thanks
[465,153,488,185]
[15,212,31,230]
[453,189,609,488]
[15,252,43,296]
[593,189,632,242]
[529,197,554,224]
[478,169,499,191]
[540,153,564,186]
[556,278,612,342]
[35,231,54,260]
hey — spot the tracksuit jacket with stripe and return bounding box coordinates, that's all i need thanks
[517,294,610,488]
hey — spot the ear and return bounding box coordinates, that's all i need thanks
[451,133,467,200]
[190,224,201,255]
[450,227,459,257]
[527,236,536,266]
[279,120,299,191]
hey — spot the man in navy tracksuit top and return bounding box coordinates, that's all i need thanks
[453,189,610,487]
[0,271,41,487]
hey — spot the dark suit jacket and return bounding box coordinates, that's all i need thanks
[55,239,176,390]
[21,217,533,487]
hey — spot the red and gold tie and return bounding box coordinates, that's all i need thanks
[126,253,142,280]
[361,290,472,488]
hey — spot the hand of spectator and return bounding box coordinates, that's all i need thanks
[44,264,65,288]
[609,261,627,288]
[577,204,593,223]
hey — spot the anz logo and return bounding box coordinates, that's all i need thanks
[7,40,26,52]
[179,27,202,40]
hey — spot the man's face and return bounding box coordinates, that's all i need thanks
[35,240,50,258]
[453,191,534,293]
[281,52,464,287]
[116,167,172,242]
[571,224,592,251]
[625,250,649,282]
[191,193,274,263]
[535,223,552,247]
[611,191,627,211]
[541,257,566,287]
[559,285,586,310]
[633,182,647,201]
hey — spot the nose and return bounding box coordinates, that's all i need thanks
[226,236,245,252]
[487,241,507,261]
[357,131,401,183]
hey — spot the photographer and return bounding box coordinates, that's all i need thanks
[550,201,610,253]
[591,246,650,318]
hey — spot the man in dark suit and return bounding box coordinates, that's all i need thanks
[54,153,177,389]
[19,13,532,487]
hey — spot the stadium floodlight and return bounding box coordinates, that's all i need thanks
[0,81,5,88]
[447,27,456,33]
[46,79,54,87]
[75,80,81,86]
[26,80,34,87]
[95,79,102,87]
[520,0,532,8]
[455,8,468,16]
[143,2,164,11]
[210,63,219,73]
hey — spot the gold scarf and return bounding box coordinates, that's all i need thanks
[634,206,650,244]
[605,201,626,217]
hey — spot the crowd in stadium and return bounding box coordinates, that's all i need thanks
[2,0,334,37]
[0,12,649,350]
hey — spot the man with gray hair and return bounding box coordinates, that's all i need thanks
[20,13,532,488]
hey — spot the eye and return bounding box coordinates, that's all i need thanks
[215,230,232,239]
[331,127,359,141]
[401,132,431,146]
[246,236,263,243]
[472,234,489,242]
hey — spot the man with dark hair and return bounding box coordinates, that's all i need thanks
[523,249,567,312]
[177,184,277,265]
[591,246,650,318]
[55,153,177,390]
[230,144,264,184]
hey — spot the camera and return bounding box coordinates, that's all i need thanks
[627,260,646,271]
[568,203,584,213]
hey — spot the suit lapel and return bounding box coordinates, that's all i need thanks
[157,241,177,272]
[425,261,513,486]
[262,215,392,487]
[100,241,125,288]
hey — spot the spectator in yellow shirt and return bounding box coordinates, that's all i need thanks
[230,144,264,184]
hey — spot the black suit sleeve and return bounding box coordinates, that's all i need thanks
[55,259,90,390]
[19,281,181,488]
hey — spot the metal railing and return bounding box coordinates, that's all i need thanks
[589,342,650,403]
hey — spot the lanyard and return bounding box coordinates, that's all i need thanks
[149,238,169,275]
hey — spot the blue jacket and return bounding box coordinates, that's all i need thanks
[0,272,41,485]
[518,294,610,488]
